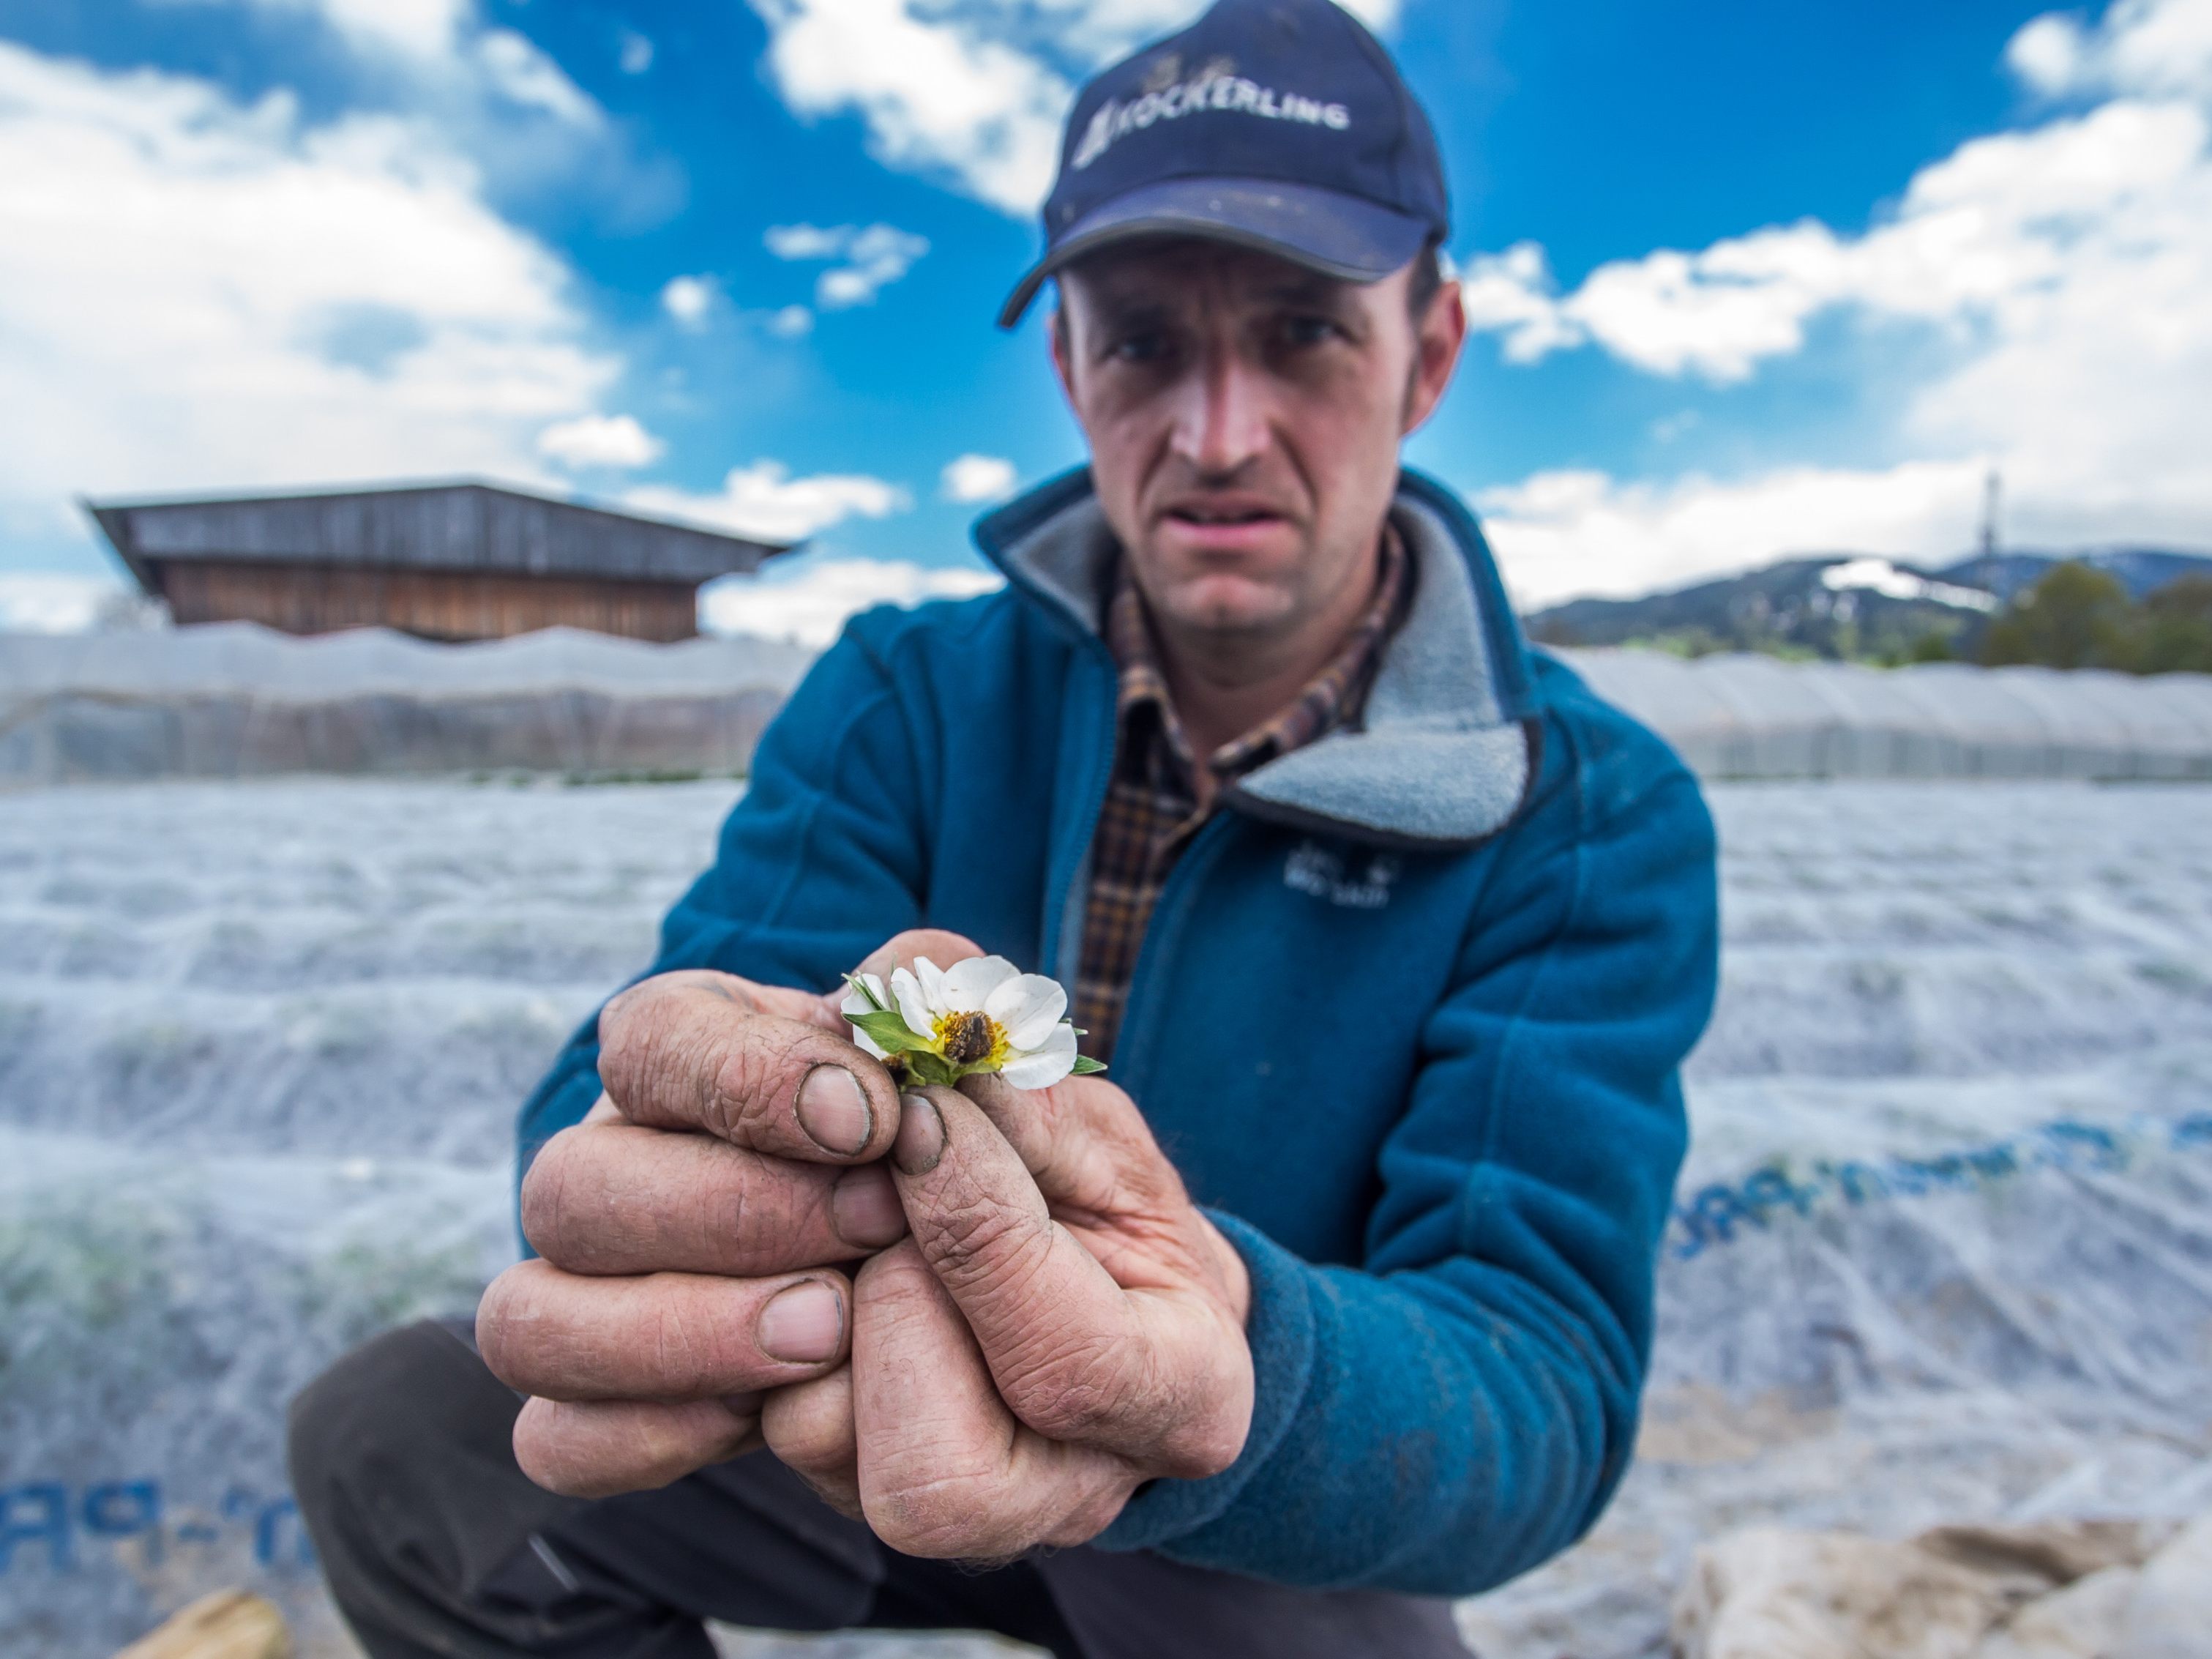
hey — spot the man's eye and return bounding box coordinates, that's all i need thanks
[1108,332,1173,364]
[1283,316,1344,347]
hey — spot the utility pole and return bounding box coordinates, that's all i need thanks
[1979,469,2002,562]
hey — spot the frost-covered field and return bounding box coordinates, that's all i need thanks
[3,778,2209,1658]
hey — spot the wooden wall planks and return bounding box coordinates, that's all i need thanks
[157,561,701,641]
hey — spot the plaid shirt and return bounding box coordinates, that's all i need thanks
[1073,528,1408,1061]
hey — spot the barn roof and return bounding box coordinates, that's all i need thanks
[84,479,794,592]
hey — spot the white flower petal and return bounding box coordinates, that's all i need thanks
[890,966,933,1039]
[1001,1022,1079,1091]
[943,955,1017,1013]
[914,955,949,1018]
[840,977,892,1059]
[840,972,887,1013]
[986,973,1068,1053]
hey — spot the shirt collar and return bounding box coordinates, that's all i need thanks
[1107,522,1408,788]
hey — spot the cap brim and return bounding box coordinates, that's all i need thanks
[995,177,1433,329]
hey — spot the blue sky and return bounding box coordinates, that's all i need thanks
[1,0,2208,638]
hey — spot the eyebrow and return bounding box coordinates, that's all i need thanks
[1072,266,1364,340]
[1258,273,1358,309]
[1086,296,1175,336]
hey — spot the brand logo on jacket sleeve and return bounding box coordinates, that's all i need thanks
[1284,840,1400,909]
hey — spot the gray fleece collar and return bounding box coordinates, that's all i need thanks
[974,469,1539,849]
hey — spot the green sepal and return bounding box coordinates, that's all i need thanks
[847,1009,933,1056]
[904,1050,961,1089]
[842,972,889,1013]
[1070,1056,1109,1075]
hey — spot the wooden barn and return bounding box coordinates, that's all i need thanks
[84,480,791,643]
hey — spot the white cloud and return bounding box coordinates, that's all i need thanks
[745,0,1401,215]
[700,555,1002,647]
[1456,242,1584,365]
[162,0,605,127]
[325,0,466,55]
[1033,0,1400,65]
[627,461,912,543]
[2005,0,2212,100]
[1462,45,2212,384]
[766,304,815,338]
[474,29,602,127]
[661,274,718,328]
[0,573,155,634]
[177,0,468,59]
[940,453,1019,504]
[1457,0,2212,603]
[766,222,930,308]
[537,414,664,469]
[0,42,618,541]
[745,0,1404,215]
[1479,461,1996,611]
[619,31,655,75]
[749,0,1077,214]
[763,223,848,261]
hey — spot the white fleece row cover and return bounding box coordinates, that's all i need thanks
[1,778,2208,1658]
[1,623,2207,781]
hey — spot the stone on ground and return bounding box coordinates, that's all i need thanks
[113,1590,291,1659]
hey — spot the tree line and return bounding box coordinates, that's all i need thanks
[1911,565,2212,674]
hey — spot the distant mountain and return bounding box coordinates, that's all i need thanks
[1525,547,2212,663]
[1936,547,2212,603]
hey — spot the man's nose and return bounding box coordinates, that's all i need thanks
[1169,349,1271,475]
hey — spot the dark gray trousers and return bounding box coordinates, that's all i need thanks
[288,1319,1472,1659]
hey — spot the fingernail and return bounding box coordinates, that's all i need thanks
[758,1281,844,1365]
[832,1166,907,1247]
[796,1065,872,1155]
[893,1092,944,1177]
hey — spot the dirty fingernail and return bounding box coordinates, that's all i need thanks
[758,1282,844,1365]
[893,1092,945,1177]
[796,1065,872,1155]
[832,1166,907,1247]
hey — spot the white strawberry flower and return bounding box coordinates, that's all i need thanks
[841,972,896,1061]
[840,955,1100,1089]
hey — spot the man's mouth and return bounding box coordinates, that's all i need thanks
[1159,499,1291,533]
[1162,502,1285,529]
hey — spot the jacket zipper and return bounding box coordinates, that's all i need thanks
[1104,810,1238,1097]
[1045,639,1121,993]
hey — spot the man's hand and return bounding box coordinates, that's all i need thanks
[476,944,953,1497]
[763,1070,1255,1560]
[480,927,1253,1560]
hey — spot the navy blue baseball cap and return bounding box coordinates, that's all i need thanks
[997,0,1449,328]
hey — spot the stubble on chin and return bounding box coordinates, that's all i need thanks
[1144,567,1303,648]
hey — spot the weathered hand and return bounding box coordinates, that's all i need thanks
[476,936,969,1498]
[763,1068,1255,1559]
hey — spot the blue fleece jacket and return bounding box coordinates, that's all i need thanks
[515,468,1719,1598]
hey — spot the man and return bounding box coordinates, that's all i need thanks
[288,1,1719,1654]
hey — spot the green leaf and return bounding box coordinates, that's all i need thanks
[842,972,889,1013]
[1070,1056,1109,1075]
[848,1009,933,1055]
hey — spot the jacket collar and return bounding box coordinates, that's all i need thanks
[973,467,1540,849]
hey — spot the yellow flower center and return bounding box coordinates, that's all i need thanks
[935,1010,1006,1068]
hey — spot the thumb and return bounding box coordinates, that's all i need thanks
[955,1068,1189,1221]
[889,1086,1150,1452]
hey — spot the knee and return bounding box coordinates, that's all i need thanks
[288,1318,508,1539]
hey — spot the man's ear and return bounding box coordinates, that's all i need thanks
[1402,280,1466,436]
[1048,304,1077,406]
